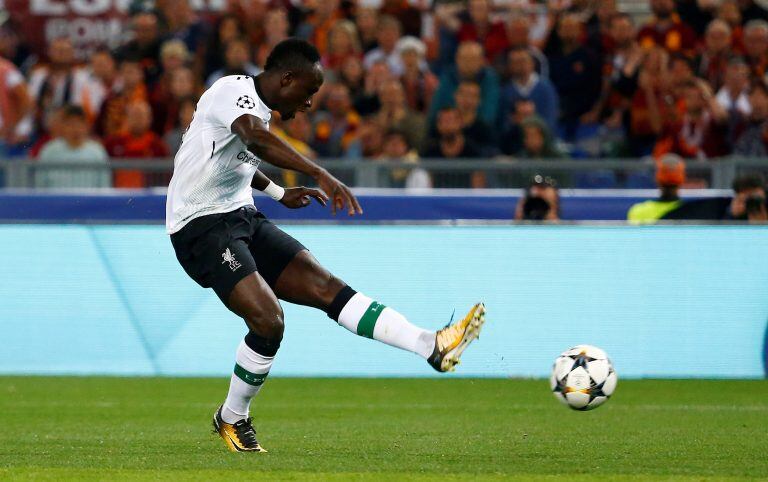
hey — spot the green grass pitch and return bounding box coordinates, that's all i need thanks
[0,377,766,481]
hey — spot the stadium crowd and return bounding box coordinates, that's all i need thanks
[2,0,768,189]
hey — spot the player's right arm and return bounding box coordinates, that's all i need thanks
[232,114,363,216]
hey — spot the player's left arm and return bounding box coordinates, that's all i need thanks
[233,114,363,215]
[250,169,328,209]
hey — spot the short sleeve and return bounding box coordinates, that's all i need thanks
[205,78,271,132]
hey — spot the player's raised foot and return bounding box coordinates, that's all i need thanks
[212,405,267,453]
[428,302,486,372]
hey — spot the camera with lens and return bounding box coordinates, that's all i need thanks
[744,194,766,215]
[520,175,559,221]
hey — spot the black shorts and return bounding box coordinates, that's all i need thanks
[170,206,306,303]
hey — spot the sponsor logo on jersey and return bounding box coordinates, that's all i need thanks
[221,248,242,272]
[236,95,256,109]
[237,151,260,166]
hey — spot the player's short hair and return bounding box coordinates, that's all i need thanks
[264,38,321,73]
[733,174,765,193]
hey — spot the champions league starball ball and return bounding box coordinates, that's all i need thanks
[550,345,617,411]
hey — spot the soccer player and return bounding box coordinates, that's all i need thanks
[166,38,486,453]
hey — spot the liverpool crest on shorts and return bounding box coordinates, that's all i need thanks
[222,248,242,271]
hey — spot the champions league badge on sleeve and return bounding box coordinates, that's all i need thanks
[236,95,256,109]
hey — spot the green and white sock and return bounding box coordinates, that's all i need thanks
[338,293,435,359]
[221,340,272,424]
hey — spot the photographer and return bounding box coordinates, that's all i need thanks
[729,174,768,222]
[515,175,561,221]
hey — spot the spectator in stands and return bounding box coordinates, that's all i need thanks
[396,36,438,114]
[221,0,269,51]
[637,0,698,54]
[154,66,197,135]
[159,0,210,74]
[296,0,344,56]
[743,20,768,80]
[338,56,365,102]
[696,19,734,90]
[623,47,673,156]
[506,15,549,79]
[585,0,620,57]
[654,79,729,159]
[36,105,109,189]
[499,99,535,155]
[205,38,261,88]
[363,15,405,76]
[503,47,559,131]
[0,20,35,73]
[430,41,500,127]
[718,0,745,52]
[114,12,163,85]
[627,153,685,224]
[729,173,768,221]
[380,0,423,38]
[716,57,751,116]
[422,107,483,187]
[150,40,191,132]
[517,116,565,159]
[255,8,290,68]
[457,0,509,64]
[311,83,361,158]
[378,129,432,188]
[375,79,425,152]
[358,117,385,157]
[28,38,85,137]
[588,13,640,131]
[545,14,602,140]
[454,80,496,151]
[515,175,561,221]
[272,112,317,160]
[164,96,196,154]
[733,81,768,155]
[104,101,170,188]
[95,59,149,138]
[78,48,118,123]
[355,7,380,53]
[322,20,362,72]
[270,112,316,187]
[204,15,243,77]
[669,54,698,98]
[0,53,32,155]
[422,107,482,159]
[29,107,64,158]
[354,60,392,116]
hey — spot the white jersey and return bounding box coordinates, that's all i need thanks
[166,75,271,234]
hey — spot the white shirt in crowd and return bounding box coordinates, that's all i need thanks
[715,87,751,116]
[36,139,109,188]
[166,75,271,234]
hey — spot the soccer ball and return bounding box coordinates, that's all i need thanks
[550,345,617,411]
